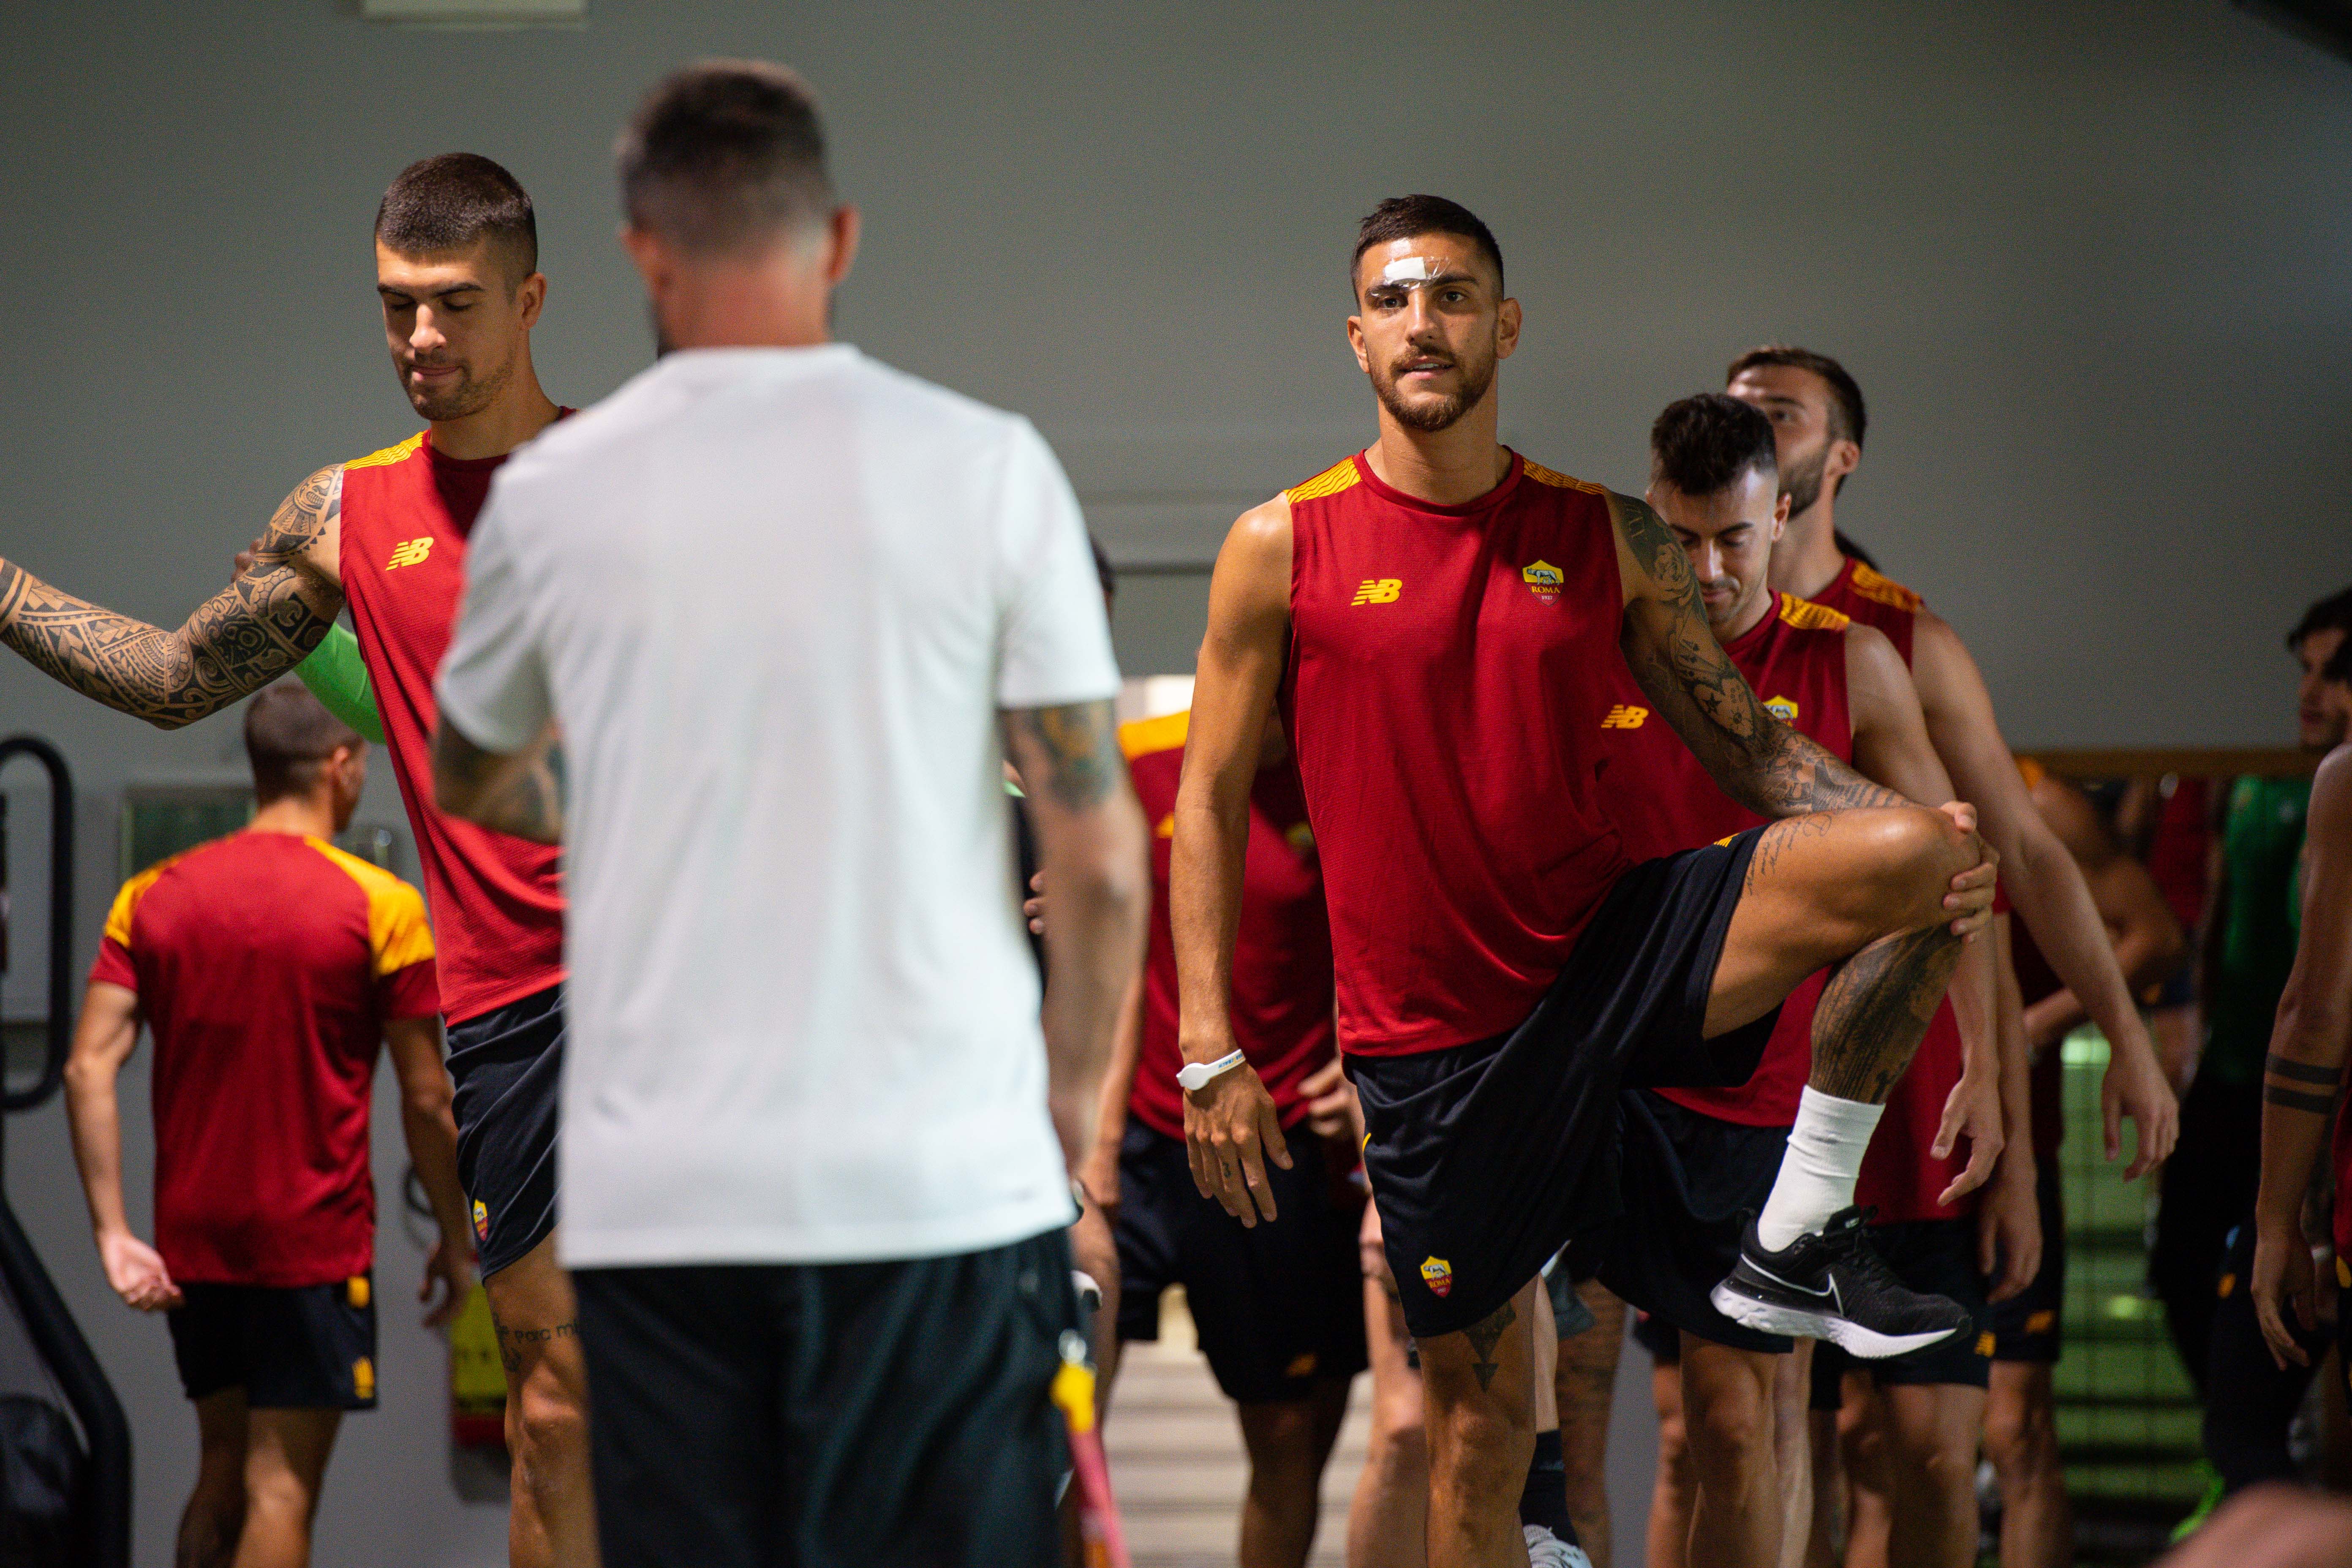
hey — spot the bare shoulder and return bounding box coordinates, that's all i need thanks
[2312,744,2352,829]
[1842,620,1924,727]
[1209,494,1295,610]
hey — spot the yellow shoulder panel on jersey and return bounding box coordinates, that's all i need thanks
[1777,593,1851,633]
[345,432,427,471]
[101,852,191,950]
[1118,709,1191,762]
[2016,755,2046,790]
[305,838,436,976]
[1848,562,1923,612]
[1284,458,1361,505]
[1520,458,1606,495]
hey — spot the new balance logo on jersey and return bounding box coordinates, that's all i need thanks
[388,537,435,569]
[1351,578,1403,605]
[1766,696,1799,722]
[1600,705,1649,729]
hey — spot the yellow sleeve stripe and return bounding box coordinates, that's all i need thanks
[1777,593,1851,633]
[102,855,185,950]
[2016,755,2046,790]
[305,840,436,977]
[1284,457,1362,505]
[1520,458,1606,495]
[1849,562,1923,612]
[344,433,426,472]
[1118,709,1191,761]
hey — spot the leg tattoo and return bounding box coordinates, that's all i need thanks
[1463,1299,1519,1393]
[1809,923,1962,1104]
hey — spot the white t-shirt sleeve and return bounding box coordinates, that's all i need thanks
[436,484,553,753]
[994,419,1121,710]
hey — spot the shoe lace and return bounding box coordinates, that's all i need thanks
[1523,1524,1590,1568]
[1815,1209,1905,1294]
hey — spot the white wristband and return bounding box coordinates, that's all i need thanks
[1176,1049,1247,1093]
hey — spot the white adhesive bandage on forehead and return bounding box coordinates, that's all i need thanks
[1381,256,1432,285]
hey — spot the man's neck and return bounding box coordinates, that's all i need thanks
[660,254,835,353]
[430,367,562,462]
[248,795,338,840]
[1716,588,1776,647]
[1364,401,1511,507]
[1768,498,1846,599]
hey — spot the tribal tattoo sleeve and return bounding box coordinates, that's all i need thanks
[0,466,344,729]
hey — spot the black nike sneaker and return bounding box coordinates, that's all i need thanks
[1709,1206,1970,1358]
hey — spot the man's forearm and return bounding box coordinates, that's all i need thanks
[1040,866,1149,1171]
[401,1099,474,1251]
[1168,795,1251,1060]
[2008,830,2151,1054]
[432,720,566,844]
[2259,984,2351,1228]
[62,1074,132,1239]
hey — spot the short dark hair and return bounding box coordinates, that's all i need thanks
[618,60,835,255]
[2328,633,2352,687]
[1727,344,1868,452]
[1089,535,1117,602]
[1650,393,1778,498]
[2288,585,2352,653]
[375,153,538,285]
[244,683,362,804]
[1352,196,1505,297]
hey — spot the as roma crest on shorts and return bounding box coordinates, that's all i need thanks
[472,1199,490,1244]
[1420,1256,1454,1298]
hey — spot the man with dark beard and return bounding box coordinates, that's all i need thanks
[0,155,595,1568]
[1171,196,2006,1567]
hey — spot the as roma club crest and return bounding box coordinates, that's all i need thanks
[1420,1256,1454,1298]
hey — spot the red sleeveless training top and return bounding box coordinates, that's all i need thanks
[1597,593,1857,1126]
[338,431,566,1025]
[1812,555,1975,1220]
[1281,450,1635,1058]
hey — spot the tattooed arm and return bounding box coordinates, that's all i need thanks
[1002,698,1152,1175]
[1609,489,1908,819]
[431,718,566,845]
[0,467,345,729]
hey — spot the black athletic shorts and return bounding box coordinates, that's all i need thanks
[1568,1089,1792,1355]
[573,1229,1078,1568]
[447,982,563,1278]
[1811,1218,1993,1406]
[1987,1161,2066,1363]
[168,1275,377,1409]
[1633,1308,1682,1364]
[1113,1119,1368,1404]
[1350,830,1777,1339]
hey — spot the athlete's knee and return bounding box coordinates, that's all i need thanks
[241,1461,321,1530]
[511,1360,590,1473]
[1686,1384,1772,1485]
[1855,806,1976,924]
[1982,1380,2051,1472]
[1654,1405,1691,1487]
[1240,1398,1325,1478]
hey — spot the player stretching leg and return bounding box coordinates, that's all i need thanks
[0,156,593,1568]
[1579,394,2002,1568]
[1172,196,1998,1566]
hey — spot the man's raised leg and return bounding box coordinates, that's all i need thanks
[485,1234,598,1568]
[1703,808,1987,1352]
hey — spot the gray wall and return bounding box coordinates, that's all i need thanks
[2,2,2349,1562]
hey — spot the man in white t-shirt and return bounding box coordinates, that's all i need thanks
[430,60,1149,1568]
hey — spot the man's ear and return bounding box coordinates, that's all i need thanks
[1826,438,1862,486]
[620,224,671,290]
[1773,490,1793,532]
[1345,313,1371,374]
[1495,296,1523,360]
[514,271,549,330]
[824,204,862,287]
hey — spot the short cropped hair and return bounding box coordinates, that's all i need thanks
[2328,633,2352,687]
[245,683,362,804]
[617,60,835,255]
[375,153,538,285]
[1352,195,1505,297]
[1650,393,1778,498]
[1727,344,1868,452]
[2288,585,2352,654]
[1833,531,1879,571]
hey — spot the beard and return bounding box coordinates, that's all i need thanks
[400,350,512,423]
[1779,438,1829,517]
[1371,349,1496,433]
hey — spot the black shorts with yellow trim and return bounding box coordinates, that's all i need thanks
[1987,1160,2066,1363]
[167,1275,378,1410]
[1348,830,1776,1342]
[1812,1218,1993,1407]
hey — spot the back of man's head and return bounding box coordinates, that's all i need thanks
[2289,585,2352,654]
[376,152,539,287]
[245,683,362,804]
[617,60,834,257]
[1650,393,1778,497]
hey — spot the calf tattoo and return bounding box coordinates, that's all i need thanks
[1809,922,1964,1103]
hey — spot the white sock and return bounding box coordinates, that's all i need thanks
[1755,1087,1885,1251]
